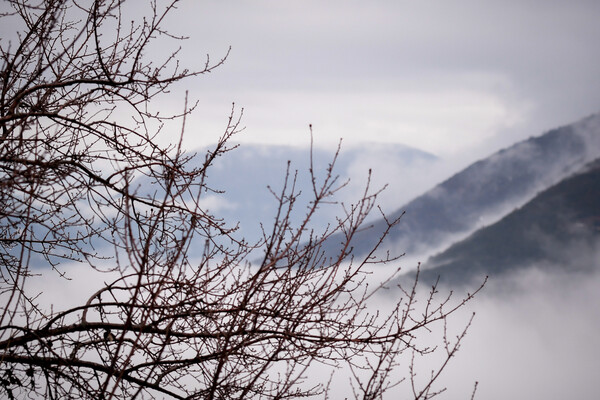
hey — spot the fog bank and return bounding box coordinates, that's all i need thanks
[432,268,600,400]
[23,260,600,399]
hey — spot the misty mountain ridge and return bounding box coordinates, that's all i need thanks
[197,142,437,242]
[320,112,600,263]
[415,158,600,287]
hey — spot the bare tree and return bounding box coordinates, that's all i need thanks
[0,1,483,399]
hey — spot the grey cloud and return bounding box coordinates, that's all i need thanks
[166,0,600,164]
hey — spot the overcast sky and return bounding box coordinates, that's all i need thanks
[162,0,600,161]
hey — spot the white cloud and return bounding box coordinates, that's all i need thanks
[432,268,600,400]
[197,194,238,215]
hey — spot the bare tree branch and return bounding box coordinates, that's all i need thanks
[0,1,483,399]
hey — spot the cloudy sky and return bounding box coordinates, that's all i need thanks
[164,0,600,162]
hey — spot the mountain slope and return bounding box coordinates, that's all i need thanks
[321,112,600,259]
[417,159,600,286]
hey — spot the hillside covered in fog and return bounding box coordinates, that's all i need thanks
[418,158,600,286]
[320,113,600,260]
[185,112,600,287]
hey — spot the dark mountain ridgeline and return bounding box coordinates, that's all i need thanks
[320,113,600,260]
[416,159,600,286]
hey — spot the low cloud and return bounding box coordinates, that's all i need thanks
[431,268,600,400]
[21,255,600,399]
